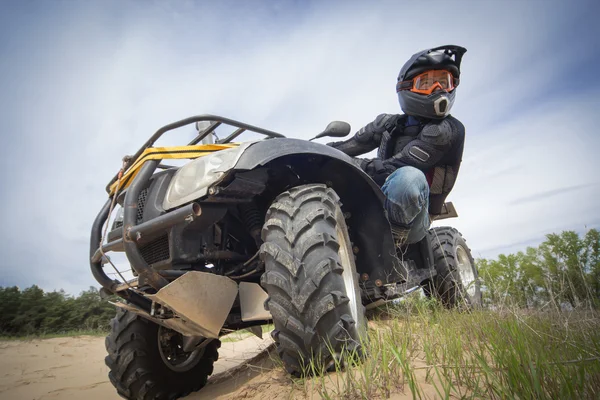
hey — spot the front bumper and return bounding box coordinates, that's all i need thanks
[90,160,199,308]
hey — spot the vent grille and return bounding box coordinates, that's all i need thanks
[114,187,170,265]
[136,187,149,224]
[139,234,170,265]
[113,188,148,229]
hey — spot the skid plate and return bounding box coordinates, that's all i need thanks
[147,271,238,338]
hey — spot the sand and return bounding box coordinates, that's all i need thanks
[0,334,274,400]
[0,333,438,400]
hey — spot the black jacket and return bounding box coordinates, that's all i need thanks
[329,113,465,215]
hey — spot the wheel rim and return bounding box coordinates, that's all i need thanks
[456,245,476,298]
[157,326,205,372]
[336,224,360,325]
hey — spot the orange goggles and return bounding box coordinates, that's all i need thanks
[396,70,456,95]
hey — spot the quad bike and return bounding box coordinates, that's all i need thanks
[90,115,481,399]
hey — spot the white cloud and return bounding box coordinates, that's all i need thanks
[442,93,600,258]
[0,0,597,293]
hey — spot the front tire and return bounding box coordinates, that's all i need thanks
[424,226,482,308]
[105,308,220,400]
[260,184,366,375]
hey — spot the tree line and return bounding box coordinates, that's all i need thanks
[0,286,116,336]
[0,228,597,337]
[477,228,599,309]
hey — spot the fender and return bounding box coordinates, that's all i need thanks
[235,138,407,285]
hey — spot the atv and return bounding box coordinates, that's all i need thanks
[90,115,481,399]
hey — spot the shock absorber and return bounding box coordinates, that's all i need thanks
[239,203,263,247]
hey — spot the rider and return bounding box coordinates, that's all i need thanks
[329,45,467,245]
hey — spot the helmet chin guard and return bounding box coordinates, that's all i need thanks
[398,89,455,119]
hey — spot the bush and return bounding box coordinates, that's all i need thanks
[0,285,116,337]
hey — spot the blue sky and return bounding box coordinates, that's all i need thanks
[0,0,598,294]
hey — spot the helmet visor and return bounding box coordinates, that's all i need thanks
[411,70,455,95]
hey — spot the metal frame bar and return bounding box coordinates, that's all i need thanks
[188,121,221,145]
[106,114,285,193]
[121,160,170,290]
[217,127,246,144]
[89,199,151,310]
[91,238,124,264]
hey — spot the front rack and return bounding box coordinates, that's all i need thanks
[105,114,285,194]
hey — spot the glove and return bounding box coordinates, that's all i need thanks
[361,158,396,186]
[353,157,370,171]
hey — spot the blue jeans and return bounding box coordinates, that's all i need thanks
[381,166,430,244]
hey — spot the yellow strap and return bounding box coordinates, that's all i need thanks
[109,144,238,195]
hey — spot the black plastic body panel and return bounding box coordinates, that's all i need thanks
[142,169,176,222]
[235,138,408,284]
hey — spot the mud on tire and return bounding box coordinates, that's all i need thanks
[260,184,366,376]
[424,226,482,308]
[105,308,220,400]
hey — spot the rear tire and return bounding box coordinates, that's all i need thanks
[424,227,482,308]
[260,184,366,376]
[105,308,220,400]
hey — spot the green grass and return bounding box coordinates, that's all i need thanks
[0,328,109,341]
[288,295,600,400]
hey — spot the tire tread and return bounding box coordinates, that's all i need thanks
[425,226,481,308]
[105,308,219,400]
[260,184,364,375]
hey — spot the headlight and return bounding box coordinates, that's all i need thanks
[163,145,250,209]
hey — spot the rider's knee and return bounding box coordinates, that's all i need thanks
[385,166,429,203]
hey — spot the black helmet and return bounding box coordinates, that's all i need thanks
[396,45,467,119]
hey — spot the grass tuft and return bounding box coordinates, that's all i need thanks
[283,294,600,399]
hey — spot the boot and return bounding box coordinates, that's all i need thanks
[391,224,411,248]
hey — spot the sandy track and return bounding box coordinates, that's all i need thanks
[0,333,437,399]
[0,335,274,400]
